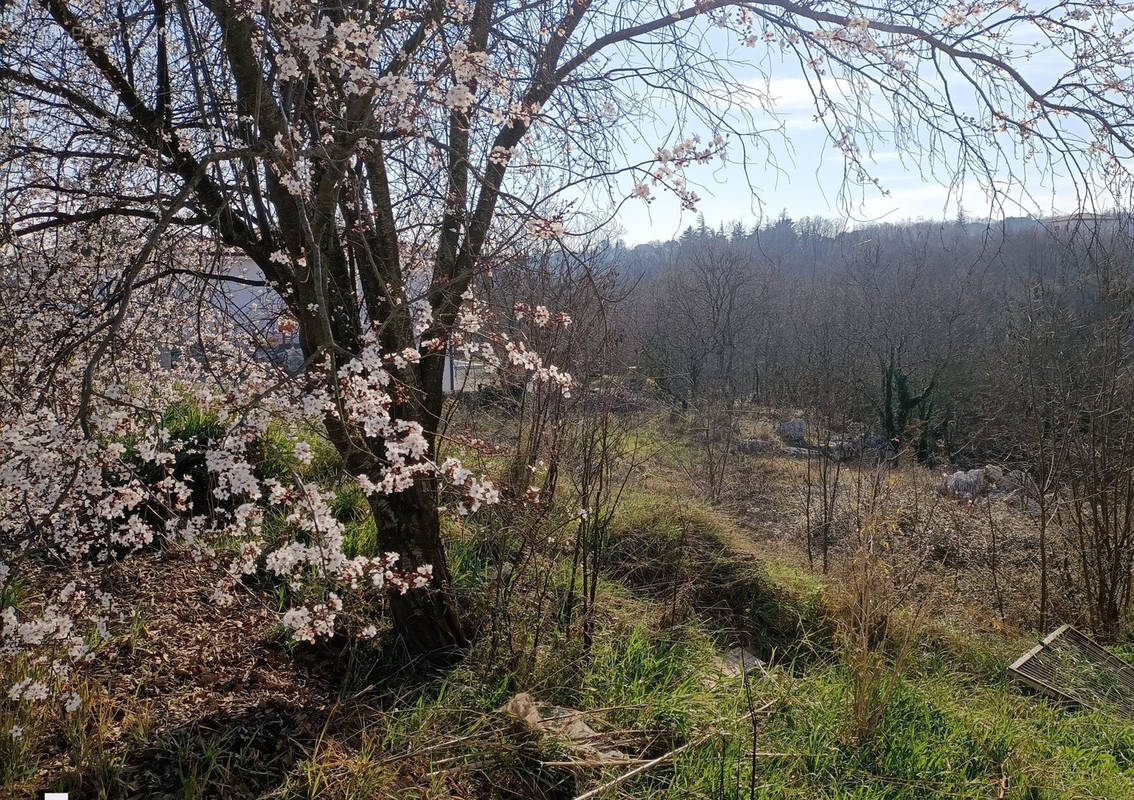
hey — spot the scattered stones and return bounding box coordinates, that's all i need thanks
[860,432,894,462]
[939,464,1019,500]
[736,420,895,464]
[933,463,1052,514]
[737,438,776,456]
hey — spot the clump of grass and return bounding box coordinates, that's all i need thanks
[58,693,131,799]
[0,709,40,790]
[162,400,226,444]
[281,734,409,800]
[578,625,732,740]
[825,543,917,745]
[606,491,829,662]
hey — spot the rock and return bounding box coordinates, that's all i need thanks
[825,438,864,462]
[501,692,553,729]
[818,433,892,463]
[778,418,807,446]
[737,438,775,456]
[863,432,889,450]
[860,432,894,463]
[939,468,991,499]
[984,464,1005,484]
[722,646,767,678]
[783,446,813,459]
[704,647,770,689]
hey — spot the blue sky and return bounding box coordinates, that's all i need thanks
[598,23,1109,244]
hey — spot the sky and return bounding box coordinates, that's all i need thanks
[597,21,1115,245]
[612,117,1087,244]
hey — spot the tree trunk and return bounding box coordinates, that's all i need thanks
[322,410,467,663]
[370,484,468,661]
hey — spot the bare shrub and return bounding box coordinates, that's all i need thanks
[827,469,929,744]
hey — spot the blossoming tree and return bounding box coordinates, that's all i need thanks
[2,0,1132,660]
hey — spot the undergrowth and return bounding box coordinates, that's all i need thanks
[6,409,1134,800]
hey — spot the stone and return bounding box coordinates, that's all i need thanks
[778,418,807,446]
[737,438,775,456]
[722,646,767,678]
[860,432,893,462]
[939,468,990,499]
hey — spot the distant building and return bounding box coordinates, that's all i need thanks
[442,358,494,394]
[218,258,495,391]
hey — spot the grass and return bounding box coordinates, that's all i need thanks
[606,489,830,663]
[250,478,1134,800]
[9,526,1134,800]
[266,622,1134,800]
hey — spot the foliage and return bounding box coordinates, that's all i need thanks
[880,356,935,464]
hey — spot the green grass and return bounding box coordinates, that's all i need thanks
[606,490,830,664]
[162,400,226,444]
[272,545,1134,800]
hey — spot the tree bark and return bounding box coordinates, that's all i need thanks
[318,338,468,662]
[370,486,468,661]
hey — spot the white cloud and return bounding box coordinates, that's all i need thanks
[748,76,857,113]
[848,178,1087,224]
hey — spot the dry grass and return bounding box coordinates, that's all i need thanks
[718,448,1052,635]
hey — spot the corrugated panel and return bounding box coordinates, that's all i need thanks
[1008,625,1134,714]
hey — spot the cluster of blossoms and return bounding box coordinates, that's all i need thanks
[812,16,882,56]
[503,341,575,397]
[440,459,501,515]
[0,226,574,655]
[251,0,536,164]
[937,2,988,27]
[446,289,578,400]
[0,0,594,702]
[527,217,567,240]
[513,303,571,329]
[2,576,116,717]
[633,134,726,209]
[806,16,912,73]
[442,43,488,113]
[0,223,488,684]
